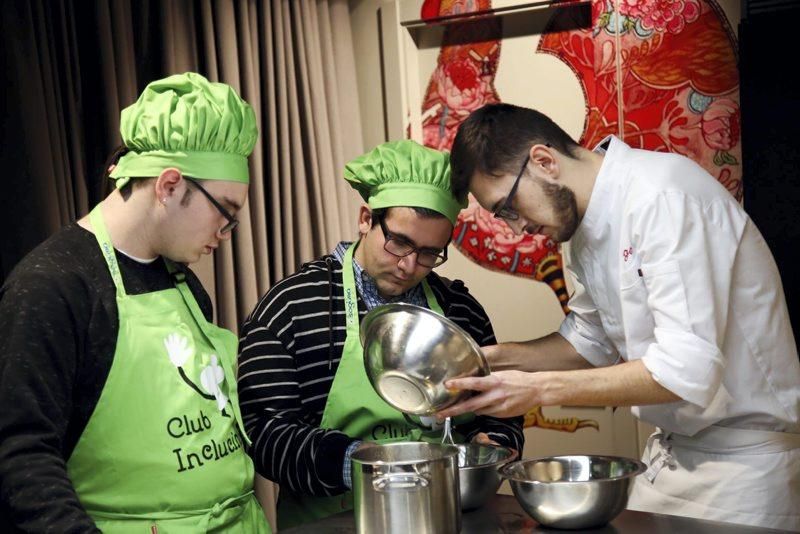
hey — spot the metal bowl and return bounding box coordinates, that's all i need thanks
[360,303,490,415]
[500,455,646,529]
[457,444,518,510]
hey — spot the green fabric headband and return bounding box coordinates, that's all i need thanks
[344,140,467,225]
[109,72,258,187]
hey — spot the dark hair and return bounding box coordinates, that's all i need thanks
[101,145,129,199]
[449,103,582,199]
[370,206,447,227]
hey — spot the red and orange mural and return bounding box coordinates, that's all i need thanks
[417,0,741,432]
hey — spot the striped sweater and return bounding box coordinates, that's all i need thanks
[238,254,524,497]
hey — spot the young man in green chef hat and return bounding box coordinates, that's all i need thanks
[0,73,270,533]
[238,140,524,529]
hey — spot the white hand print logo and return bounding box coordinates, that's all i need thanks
[164,333,193,367]
[200,354,229,412]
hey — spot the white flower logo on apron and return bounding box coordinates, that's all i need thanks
[200,355,229,411]
[164,331,231,417]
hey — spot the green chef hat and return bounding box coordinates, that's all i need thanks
[109,72,258,188]
[344,140,467,225]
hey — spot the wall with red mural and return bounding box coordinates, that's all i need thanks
[418,0,740,312]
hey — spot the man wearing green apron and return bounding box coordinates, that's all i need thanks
[0,73,270,533]
[238,140,525,530]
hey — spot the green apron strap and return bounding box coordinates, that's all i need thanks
[421,278,443,315]
[166,260,251,446]
[342,243,360,335]
[88,206,127,299]
[89,490,255,522]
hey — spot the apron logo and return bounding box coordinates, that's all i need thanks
[164,332,192,366]
[172,428,243,473]
[164,332,231,418]
[101,242,120,280]
[345,287,356,321]
[200,355,229,412]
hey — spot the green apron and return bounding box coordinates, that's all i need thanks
[66,206,270,534]
[277,242,470,529]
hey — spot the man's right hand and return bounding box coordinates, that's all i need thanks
[438,370,546,419]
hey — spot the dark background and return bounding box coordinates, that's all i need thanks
[740,0,800,344]
[0,1,214,284]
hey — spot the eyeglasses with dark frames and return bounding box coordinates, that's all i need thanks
[375,213,448,268]
[493,144,552,222]
[492,155,529,222]
[184,177,239,234]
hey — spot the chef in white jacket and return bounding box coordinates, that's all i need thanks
[438,103,800,531]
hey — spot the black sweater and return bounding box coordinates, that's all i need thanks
[0,224,211,533]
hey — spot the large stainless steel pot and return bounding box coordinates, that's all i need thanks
[351,442,461,534]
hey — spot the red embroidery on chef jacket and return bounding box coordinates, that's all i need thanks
[623,247,634,262]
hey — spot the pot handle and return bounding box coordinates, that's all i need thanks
[372,472,430,492]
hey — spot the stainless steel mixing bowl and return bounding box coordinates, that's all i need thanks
[500,455,646,529]
[360,303,490,415]
[457,443,517,510]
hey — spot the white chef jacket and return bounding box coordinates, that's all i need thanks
[558,136,800,529]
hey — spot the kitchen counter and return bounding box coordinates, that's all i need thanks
[281,494,793,533]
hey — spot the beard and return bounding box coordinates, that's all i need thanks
[540,179,579,242]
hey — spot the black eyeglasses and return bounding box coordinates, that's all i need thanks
[376,214,448,268]
[493,155,529,222]
[184,177,239,234]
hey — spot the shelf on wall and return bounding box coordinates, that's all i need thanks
[398,0,593,49]
[400,0,592,29]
